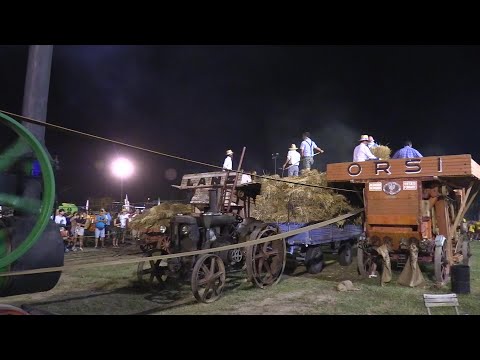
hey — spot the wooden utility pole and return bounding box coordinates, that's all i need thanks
[21,45,53,201]
[21,45,53,144]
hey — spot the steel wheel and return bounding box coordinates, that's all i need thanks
[137,251,168,285]
[434,242,450,285]
[357,244,374,277]
[246,225,286,288]
[191,254,226,303]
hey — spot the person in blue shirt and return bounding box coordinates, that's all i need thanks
[94,209,108,248]
[104,209,112,241]
[392,140,423,159]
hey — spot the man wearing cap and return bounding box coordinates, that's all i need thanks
[300,132,324,171]
[223,149,233,171]
[353,135,379,162]
[282,144,301,177]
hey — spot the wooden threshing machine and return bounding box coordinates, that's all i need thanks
[327,154,480,285]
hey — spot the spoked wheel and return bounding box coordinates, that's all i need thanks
[434,242,450,285]
[338,243,353,266]
[137,251,169,286]
[246,224,286,288]
[191,254,226,303]
[357,244,375,277]
[462,238,471,266]
[305,246,324,274]
[0,112,58,295]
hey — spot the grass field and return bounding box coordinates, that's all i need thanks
[3,242,479,315]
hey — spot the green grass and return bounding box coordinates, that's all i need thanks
[3,243,480,315]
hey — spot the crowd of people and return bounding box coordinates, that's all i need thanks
[53,207,140,253]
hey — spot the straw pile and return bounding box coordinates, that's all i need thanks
[251,170,360,224]
[129,202,193,233]
[371,145,391,160]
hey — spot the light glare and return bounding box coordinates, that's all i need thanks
[111,158,134,179]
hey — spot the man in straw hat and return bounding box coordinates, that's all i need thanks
[223,149,234,171]
[282,144,301,177]
[353,134,379,162]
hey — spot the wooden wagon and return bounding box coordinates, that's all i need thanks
[327,154,480,285]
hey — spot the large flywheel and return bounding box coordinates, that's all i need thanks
[0,112,63,297]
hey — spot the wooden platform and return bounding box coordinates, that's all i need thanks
[327,154,480,182]
[423,293,461,315]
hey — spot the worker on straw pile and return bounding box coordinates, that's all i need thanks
[223,149,233,171]
[282,144,301,177]
[300,131,324,171]
[367,135,379,149]
[353,135,379,162]
[392,140,423,159]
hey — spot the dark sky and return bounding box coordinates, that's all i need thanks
[1,45,480,205]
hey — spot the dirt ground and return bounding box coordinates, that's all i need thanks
[3,242,480,315]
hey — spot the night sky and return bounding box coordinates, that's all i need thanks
[1,45,480,205]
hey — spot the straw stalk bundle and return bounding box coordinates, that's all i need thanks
[251,170,359,224]
[371,145,391,160]
[129,202,193,232]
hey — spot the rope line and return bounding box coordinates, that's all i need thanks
[0,209,363,277]
[0,109,360,193]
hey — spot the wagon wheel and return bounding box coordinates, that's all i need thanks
[357,245,374,277]
[462,238,471,266]
[191,254,226,303]
[137,251,169,286]
[434,242,450,285]
[246,224,286,288]
[338,243,353,266]
[0,112,56,289]
[305,246,324,274]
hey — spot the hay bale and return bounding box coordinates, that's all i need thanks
[251,170,360,224]
[371,145,391,160]
[129,202,193,232]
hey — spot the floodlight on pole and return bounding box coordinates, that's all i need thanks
[111,158,134,202]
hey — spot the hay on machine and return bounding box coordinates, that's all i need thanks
[371,145,392,160]
[251,170,361,225]
[128,202,194,233]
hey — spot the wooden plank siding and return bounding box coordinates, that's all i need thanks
[326,154,480,182]
[366,181,420,218]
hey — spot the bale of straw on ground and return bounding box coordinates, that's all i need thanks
[129,202,193,233]
[371,145,391,160]
[251,170,360,224]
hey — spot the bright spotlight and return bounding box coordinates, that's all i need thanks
[111,158,134,179]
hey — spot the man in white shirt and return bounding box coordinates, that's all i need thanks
[282,144,301,177]
[117,208,130,244]
[300,132,324,171]
[353,135,379,162]
[54,209,67,229]
[223,149,233,171]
